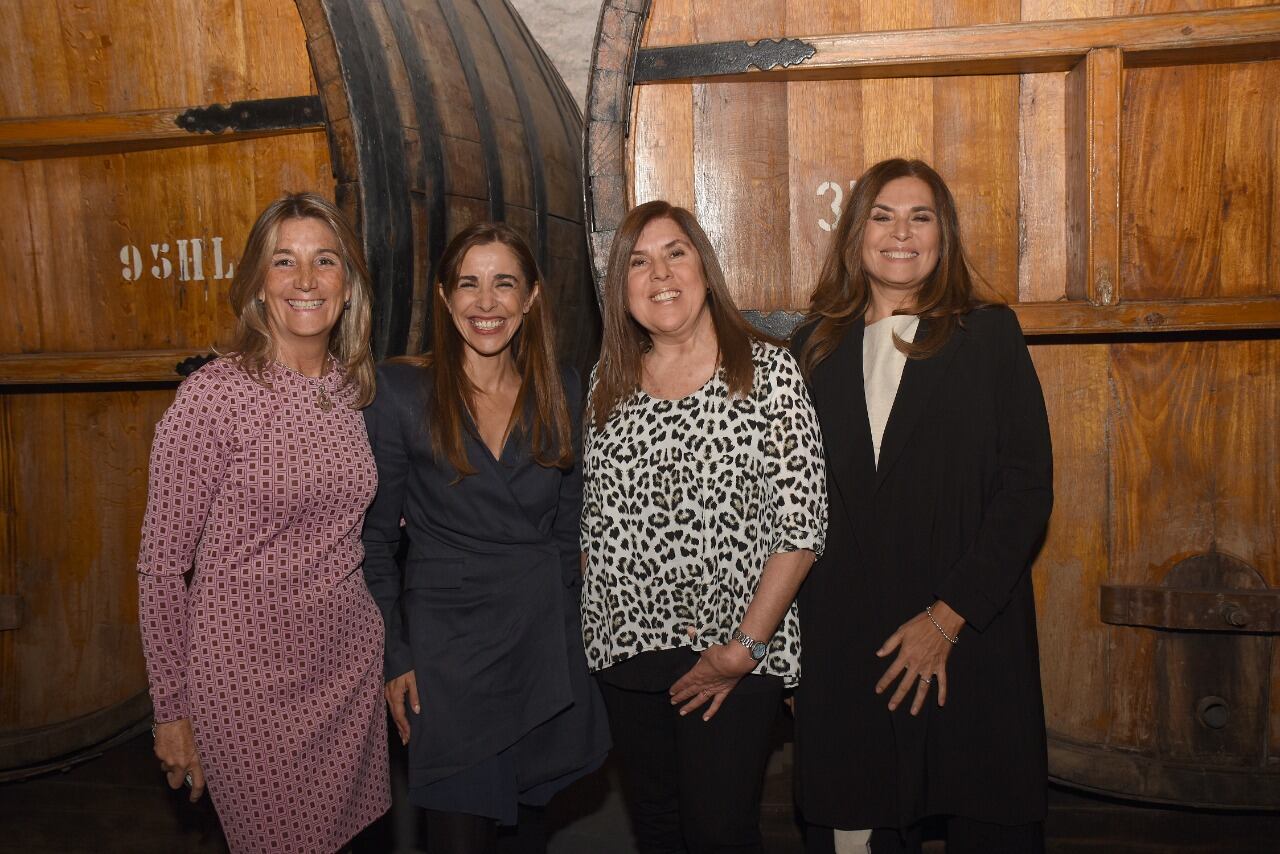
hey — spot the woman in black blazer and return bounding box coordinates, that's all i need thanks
[792,159,1053,854]
[362,223,609,853]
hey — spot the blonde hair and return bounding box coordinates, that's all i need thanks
[226,193,375,407]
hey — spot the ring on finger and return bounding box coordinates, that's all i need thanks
[919,676,932,685]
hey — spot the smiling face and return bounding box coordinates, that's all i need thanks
[260,217,350,364]
[860,176,941,307]
[442,241,539,367]
[625,216,710,342]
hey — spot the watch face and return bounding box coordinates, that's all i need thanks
[750,642,768,661]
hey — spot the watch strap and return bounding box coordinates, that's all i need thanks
[731,628,768,661]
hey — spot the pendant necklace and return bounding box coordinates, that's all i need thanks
[317,384,333,412]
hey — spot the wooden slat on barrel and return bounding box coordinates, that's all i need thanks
[1207,340,1280,764]
[0,0,319,117]
[473,1,551,273]
[1109,341,1223,755]
[1029,345,1114,751]
[1066,48,1122,304]
[0,351,210,385]
[629,3,696,215]
[0,398,16,724]
[1014,298,1280,333]
[0,99,325,161]
[933,73,1020,303]
[783,2,862,305]
[1018,0,1096,304]
[483,2,574,225]
[4,388,163,729]
[631,8,1280,83]
[1122,59,1280,300]
[1018,71,1069,303]
[689,1,790,312]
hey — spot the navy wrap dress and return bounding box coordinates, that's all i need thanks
[362,361,609,823]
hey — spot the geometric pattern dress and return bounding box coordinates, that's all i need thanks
[137,357,390,853]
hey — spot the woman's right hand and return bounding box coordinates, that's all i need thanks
[152,718,205,802]
[386,670,420,745]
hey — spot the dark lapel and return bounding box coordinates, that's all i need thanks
[811,323,876,555]
[873,319,964,492]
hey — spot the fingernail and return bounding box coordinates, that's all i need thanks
[412,705,420,713]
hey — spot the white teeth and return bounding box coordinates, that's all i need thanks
[471,318,504,330]
[651,289,679,303]
[883,251,918,259]
[288,299,324,308]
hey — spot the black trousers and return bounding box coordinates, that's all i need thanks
[599,660,784,854]
[424,805,547,854]
[805,818,1044,854]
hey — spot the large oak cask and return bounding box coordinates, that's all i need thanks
[0,0,594,778]
[586,0,1280,809]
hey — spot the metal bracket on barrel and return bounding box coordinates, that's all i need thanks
[1100,584,1280,633]
[0,595,22,631]
[634,37,817,82]
[174,95,325,135]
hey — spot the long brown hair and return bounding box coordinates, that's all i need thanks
[590,200,774,429]
[403,223,572,479]
[227,192,375,407]
[797,159,991,378]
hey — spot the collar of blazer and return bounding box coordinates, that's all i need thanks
[810,316,965,553]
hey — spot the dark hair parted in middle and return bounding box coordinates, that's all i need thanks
[589,200,775,429]
[797,158,993,379]
[402,222,573,479]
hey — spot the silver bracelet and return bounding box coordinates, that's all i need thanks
[926,605,958,645]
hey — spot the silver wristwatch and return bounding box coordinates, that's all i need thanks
[731,628,768,662]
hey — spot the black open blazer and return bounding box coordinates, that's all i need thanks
[361,361,609,788]
[792,305,1053,829]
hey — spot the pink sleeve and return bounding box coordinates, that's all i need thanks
[136,367,229,722]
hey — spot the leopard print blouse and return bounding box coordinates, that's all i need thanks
[580,341,827,687]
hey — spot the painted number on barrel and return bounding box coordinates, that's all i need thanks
[816,180,858,232]
[119,237,235,282]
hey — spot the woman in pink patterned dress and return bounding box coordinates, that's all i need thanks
[137,193,390,852]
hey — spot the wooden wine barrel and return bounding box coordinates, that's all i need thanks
[586,0,1280,809]
[0,0,595,779]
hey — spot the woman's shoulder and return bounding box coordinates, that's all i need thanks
[750,338,805,378]
[162,357,255,430]
[962,303,1021,337]
[374,358,430,396]
[174,355,252,401]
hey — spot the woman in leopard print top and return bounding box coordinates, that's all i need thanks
[580,200,827,853]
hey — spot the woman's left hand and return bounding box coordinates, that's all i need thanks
[874,601,964,715]
[669,643,758,721]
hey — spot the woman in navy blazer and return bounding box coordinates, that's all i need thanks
[792,159,1053,854]
[362,223,608,853]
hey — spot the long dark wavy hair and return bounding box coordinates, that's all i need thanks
[589,200,775,429]
[797,159,992,378]
[399,223,572,479]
